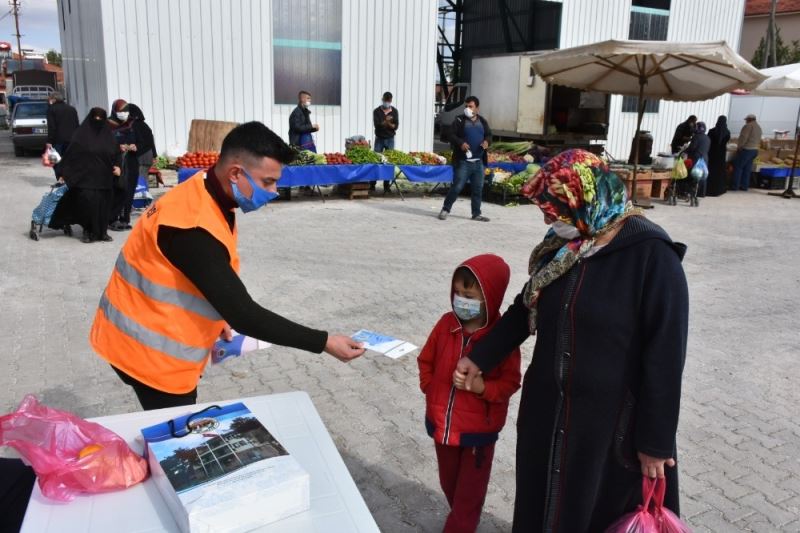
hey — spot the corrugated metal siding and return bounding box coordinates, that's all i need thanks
[57,0,108,115]
[60,0,436,154]
[554,0,746,159]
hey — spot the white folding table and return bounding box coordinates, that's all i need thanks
[21,391,379,533]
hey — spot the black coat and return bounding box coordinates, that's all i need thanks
[373,106,399,139]
[469,217,689,532]
[670,121,694,153]
[448,114,492,166]
[288,105,315,146]
[46,101,80,145]
[59,116,121,190]
[686,133,710,162]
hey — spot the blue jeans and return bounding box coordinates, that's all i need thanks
[443,160,484,217]
[372,137,395,189]
[731,149,757,190]
[374,137,395,152]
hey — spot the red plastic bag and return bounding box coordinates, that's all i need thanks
[605,476,692,533]
[0,395,148,501]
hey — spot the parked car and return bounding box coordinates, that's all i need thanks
[11,101,49,156]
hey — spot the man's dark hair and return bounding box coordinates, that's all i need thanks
[465,96,480,108]
[688,115,697,122]
[383,91,393,101]
[298,90,311,100]
[220,122,296,165]
[453,266,479,290]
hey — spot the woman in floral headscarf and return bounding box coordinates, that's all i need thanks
[453,150,689,532]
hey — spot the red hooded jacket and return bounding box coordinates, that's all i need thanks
[418,254,522,447]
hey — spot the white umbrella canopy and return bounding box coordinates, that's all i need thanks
[751,63,800,97]
[530,40,767,101]
[529,40,767,204]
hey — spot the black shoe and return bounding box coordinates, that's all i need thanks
[472,215,490,222]
[123,223,133,230]
[101,234,113,242]
[108,221,125,231]
[81,235,93,243]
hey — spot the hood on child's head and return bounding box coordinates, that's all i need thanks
[451,254,511,325]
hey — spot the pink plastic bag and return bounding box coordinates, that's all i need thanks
[606,476,692,533]
[0,395,148,501]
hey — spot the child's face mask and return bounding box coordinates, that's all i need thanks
[453,295,482,321]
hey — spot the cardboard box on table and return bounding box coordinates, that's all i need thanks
[141,402,310,533]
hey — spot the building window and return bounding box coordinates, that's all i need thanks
[272,0,342,105]
[622,0,670,113]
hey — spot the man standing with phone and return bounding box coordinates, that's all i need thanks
[439,96,491,222]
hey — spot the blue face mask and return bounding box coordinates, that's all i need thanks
[453,295,482,321]
[231,168,279,213]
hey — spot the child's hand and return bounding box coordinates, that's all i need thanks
[453,370,485,395]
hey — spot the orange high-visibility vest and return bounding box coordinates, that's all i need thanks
[90,173,239,394]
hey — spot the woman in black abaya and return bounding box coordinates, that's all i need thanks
[51,108,121,243]
[707,115,731,197]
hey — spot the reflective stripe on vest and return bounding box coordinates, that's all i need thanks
[114,253,221,322]
[98,292,210,363]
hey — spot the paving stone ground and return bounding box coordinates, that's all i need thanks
[1,130,798,532]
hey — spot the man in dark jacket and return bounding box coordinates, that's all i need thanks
[288,90,319,151]
[670,115,697,154]
[46,91,79,178]
[439,96,491,222]
[371,91,399,192]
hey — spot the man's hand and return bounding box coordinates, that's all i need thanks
[129,144,137,152]
[638,452,676,479]
[120,145,128,152]
[455,357,482,391]
[480,140,489,149]
[461,142,470,152]
[453,369,485,395]
[313,123,320,131]
[57,177,65,184]
[112,166,122,176]
[324,335,365,362]
[220,323,233,342]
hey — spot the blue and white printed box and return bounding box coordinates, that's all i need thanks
[141,402,309,533]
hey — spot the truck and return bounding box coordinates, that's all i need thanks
[4,69,57,120]
[435,52,610,150]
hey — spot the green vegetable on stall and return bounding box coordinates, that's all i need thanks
[489,141,533,155]
[345,146,383,164]
[382,149,417,165]
[289,149,317,166]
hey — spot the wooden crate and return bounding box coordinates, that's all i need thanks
[338,183,370,200]
[187,119,239,152]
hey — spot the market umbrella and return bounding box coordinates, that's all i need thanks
[529,40,767,204]
[751,63,800,198]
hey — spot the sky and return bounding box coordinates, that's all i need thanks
[0,0,61,53]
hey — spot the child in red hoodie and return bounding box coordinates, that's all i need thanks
[418,254,522,533]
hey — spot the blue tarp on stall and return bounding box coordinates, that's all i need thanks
[178,164,396,187]
[396,165,453,183]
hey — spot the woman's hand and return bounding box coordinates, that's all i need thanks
[112,166,121,176]
[453,369,485,395]
[455,357,482,391]
[638,452,676,479]
[57,177,65,184]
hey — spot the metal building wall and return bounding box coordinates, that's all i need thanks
[556,0,746,159]
[57,0,109,116]
[59,0,437,155]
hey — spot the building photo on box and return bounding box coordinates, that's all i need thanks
[0,1,799,533]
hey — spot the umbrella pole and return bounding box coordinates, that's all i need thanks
[779,130,798,198]
[632,79,652,208]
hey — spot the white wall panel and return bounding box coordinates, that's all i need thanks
[59,0,443,154]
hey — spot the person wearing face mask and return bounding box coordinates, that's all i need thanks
[440,96,492,222]
[49,108,122,243]
[288,90,319,151]
[452,150,689,532]
[417,254,521,533]
[108,99,140,231]
[90,122,365,411]
[370,91,399,193]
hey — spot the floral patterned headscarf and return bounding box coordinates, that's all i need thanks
[520,149,642,333]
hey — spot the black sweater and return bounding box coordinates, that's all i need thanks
[47,102,80,145]
[156,172,328,354]
[468,217,689,531]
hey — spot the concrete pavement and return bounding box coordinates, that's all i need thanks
[1,130,798,531]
